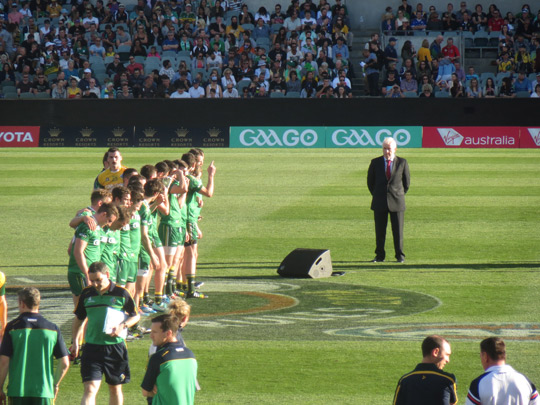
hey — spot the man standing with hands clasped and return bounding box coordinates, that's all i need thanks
[367,137,410,263]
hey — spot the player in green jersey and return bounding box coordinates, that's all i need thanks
[0,287,70,404]
[141,311,197,405]
[100,206,130,284]
[68,203,118,307]
[136,179,163,315]
[180,151,216,299]
[156,163,189,309]
[123,190,144,298]
[72,262,140,405]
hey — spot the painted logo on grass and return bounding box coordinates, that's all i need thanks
[327,323,540,341]
[184,280,440,341]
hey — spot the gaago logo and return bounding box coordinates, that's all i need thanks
[437,128,464,146]
[527,128,540,146]
[239,129,318,147]
[331,128,412,146]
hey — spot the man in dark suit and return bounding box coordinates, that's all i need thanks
[367,137,410,262]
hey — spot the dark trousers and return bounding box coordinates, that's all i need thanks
[374,210,404,260]
[367,72,380,96]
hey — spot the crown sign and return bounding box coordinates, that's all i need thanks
[143,128,157,138]
[48,127,61,138]
[80,127,93,137]
[207,127,221,138]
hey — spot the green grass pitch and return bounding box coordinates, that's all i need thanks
[0,147,539,404]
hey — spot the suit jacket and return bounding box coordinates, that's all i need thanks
[367,155,410,212]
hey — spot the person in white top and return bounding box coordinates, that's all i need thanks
[466,337,539,405]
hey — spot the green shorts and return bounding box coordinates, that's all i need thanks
[101,259,118,283]
[68,272,87,296]
[9,397,53,405]
[138,251,150,277]
[186,221,198,245]
[150,229,162,248]
[158,223,186,248]
[117,260,137,285]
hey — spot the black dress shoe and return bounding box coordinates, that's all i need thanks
[371,257,385,262]
[397,258,405,263]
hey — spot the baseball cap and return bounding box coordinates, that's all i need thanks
[84,68,92,73]
[389,37,397,42]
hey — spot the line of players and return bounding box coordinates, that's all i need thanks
[67,148,216,321]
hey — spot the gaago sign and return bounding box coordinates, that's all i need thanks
[230,127,325,148]
[230,127,421,148]
[327,126,422,148]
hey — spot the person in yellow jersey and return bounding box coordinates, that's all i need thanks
[94,148,127,190]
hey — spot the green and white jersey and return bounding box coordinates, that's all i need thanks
[139,201,152,255]
[68,221,102,275]
[74,283,137,345]
[0,312,69,399]
[141,342,197,405]
[100,227,120,273]
[128,212,141,263]
[119,222,133,261]
[186,175,203,224]
[159,180,183,226]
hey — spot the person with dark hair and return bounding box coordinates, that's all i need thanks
[141,300,197,405]
[0,287,70,404]
[465,337,539,404]
[393,335,457,405]
[94,148,127,190]
[72,262,140,405]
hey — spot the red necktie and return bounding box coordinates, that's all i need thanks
[386,160,392,180]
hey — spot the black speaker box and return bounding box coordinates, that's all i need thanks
[277,248,333,278]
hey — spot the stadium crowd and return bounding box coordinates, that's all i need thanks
[0,0,356,98]
[371,1,540,97]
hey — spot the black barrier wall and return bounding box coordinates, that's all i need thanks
[0,98,536,129]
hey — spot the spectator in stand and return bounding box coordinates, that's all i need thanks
[401,40,416,64]
[414,3,427,19]
[284,10,302,32]
[417,39,432,64]
[398,0,412,19]
[454,61,465,82]
[386,83,404,98]
[271,4,287,24]
[466,77,483,97]
[417,62,432,83]
[497,52,514,73]
[427,10,444,30]
[418,74,432,92]
[465,66,479,81]
[400,70,417,93]
[332,36,349,61]
[488,8,504,32]
[364,44,380,97]
[499,76,515,97]
[394,10,408,31]
[456,1,471,22]
[16,72,34,96]
[472,4,488,31]
[530,83,540,97]
[419,83,434,97]
[384,37,399,68]
[67,76,82,98]
[125,56,144,76]
[449,73,464,97]
[514,70,533,93]
[430,35,444,60]
[442,37,460,62]
[286,69,301,93]
[381,12,395,34]
[460,12,475,31]
[515,44,533,73]
[399,58,416,79]
[381,69,400,97]
[442,3,458,30]
[436,57,455,83]
[483,77,497,97]
[115,26,131,48]
[411,11,427,31]
[270,73,287,94]
[252,18,271,41]
[206,74,223,98]
[222,82,239,98]
[531,73,540,90]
